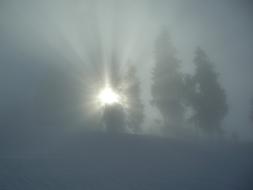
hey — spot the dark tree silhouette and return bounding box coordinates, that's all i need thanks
[187,47,228,134]
[101,51,127,133]
[124,65,144,133]
[103,104,125,133]
[151,30,185,135]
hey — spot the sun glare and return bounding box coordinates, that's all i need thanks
[98,86,121,106]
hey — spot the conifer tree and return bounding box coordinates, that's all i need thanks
[151,30,185,134]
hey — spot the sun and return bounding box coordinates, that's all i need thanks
[98,86,121,106]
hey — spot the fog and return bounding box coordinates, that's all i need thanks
[1,1,253,189]
[0,0,253,142]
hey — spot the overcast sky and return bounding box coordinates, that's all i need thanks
[0,0,253,140]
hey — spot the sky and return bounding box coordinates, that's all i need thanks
[0,0,253,140]
[150,0,253,140]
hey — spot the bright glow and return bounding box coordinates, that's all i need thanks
[98,87,121,106]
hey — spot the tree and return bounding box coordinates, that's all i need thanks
[151,30,185,135]
[103,104,126,133]
[188,47,228,134]
[124,65,144,133]
[100,51,127,133]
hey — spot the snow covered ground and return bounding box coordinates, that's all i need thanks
[0,132,252,190]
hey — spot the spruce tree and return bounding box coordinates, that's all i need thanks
[124,65,144,133]
[190,47,228,134]
[151,30,185,134]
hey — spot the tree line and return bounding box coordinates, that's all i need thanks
[35,29,230,137]
[13,29,253,139]
[151,30,228,137]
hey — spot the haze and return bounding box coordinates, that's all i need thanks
[0,0,253,141]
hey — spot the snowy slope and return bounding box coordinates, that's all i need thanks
[0,132,252,190]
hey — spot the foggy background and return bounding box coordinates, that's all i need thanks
[0,0,253,142]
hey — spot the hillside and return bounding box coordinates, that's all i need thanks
[0,132,252,190]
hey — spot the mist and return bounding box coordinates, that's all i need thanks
[1,0,253,141]
[1,0,253,189]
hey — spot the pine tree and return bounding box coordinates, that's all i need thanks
[124,65,144,133]
[190,47,228,134]
[151,30,185,135]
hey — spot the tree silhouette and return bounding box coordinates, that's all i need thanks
[187,47,228,134]
[124,65,144,133]
[151,30,185,135]
[103,104,125,133]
